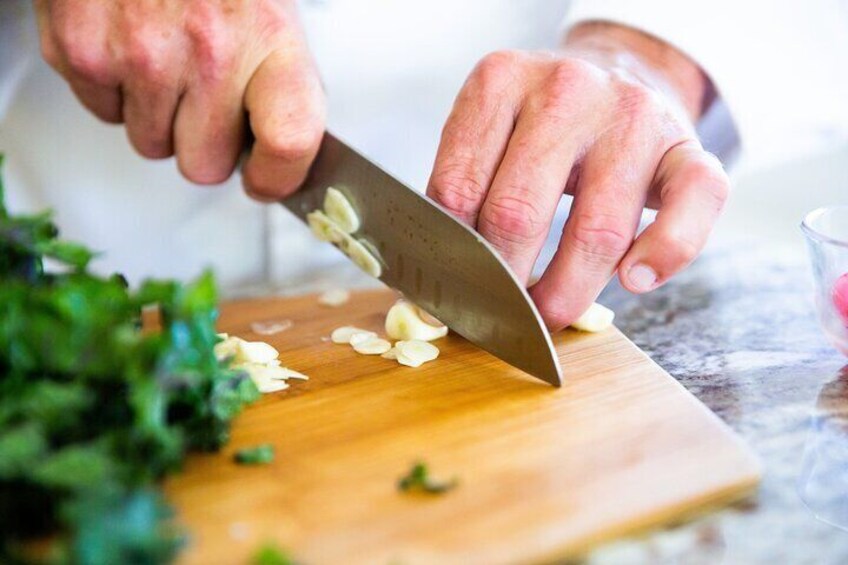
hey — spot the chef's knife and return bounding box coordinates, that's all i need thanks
[280,132,562,386]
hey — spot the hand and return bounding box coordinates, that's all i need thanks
[34,0,326,199]
[427,22,729,330]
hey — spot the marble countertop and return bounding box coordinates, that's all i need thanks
[581,244,848,565]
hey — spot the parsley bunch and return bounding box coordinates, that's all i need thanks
[0,156,260,564]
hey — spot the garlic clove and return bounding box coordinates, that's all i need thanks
[570,302,615,333]
[385,299,448,341]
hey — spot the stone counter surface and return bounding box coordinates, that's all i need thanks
[585,245,848,565]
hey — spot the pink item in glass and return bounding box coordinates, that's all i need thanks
[832,273,848,326]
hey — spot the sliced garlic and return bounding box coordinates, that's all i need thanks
[352,337,392,355]
[318,288,350,307]
[331,326,373,344]
[385,299,448,341]
[381,347,399,360]
[307,210,345,243]
[253,379,290,394]
[250,319,293,336]
[214,335,242,361]
[348,331,379,347]
[396,340,440,367]
[323,187,361,233]
[236,340,280,365]
[339,234,383,278]
[570,302,615,333]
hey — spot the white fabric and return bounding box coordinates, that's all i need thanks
[0,0,846,291]
[565,0,848,173]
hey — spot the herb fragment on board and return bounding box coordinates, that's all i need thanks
[251,542,295,565]
[397,461,458,495]
[234,444,276,465]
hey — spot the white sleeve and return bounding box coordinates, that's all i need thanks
[563,0,848,172]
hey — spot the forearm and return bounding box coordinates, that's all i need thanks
[564,21,715,123]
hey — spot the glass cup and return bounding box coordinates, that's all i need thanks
[802,207,848,355]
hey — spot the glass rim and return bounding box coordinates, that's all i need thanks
[801,206,848,249]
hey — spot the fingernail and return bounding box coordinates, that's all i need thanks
[628,264,657,292]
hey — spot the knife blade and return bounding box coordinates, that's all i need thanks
[280,132,562,386]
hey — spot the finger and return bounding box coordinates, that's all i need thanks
[35,1,123,123]
[121,31,182,158]
[473,116,581,284]
[67,77,124,124]
[426,51,525,225]
[618,140,729,293]
[173,76,245,184]
[241,49,325,200]
[529,140,656,330]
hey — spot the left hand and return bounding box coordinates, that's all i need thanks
[426,22,730,330]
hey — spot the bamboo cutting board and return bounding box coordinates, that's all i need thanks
[165,290,761,564]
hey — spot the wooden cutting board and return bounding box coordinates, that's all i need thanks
[165,290,761,564]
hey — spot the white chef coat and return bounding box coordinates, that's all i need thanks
[1,0,847,293]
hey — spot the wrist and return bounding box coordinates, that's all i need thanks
[564,21,714,123]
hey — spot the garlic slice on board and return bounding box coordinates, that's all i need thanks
[235,340,280,365]
[353,337,392,355]
[385,299,448,341]
[570,302,615,332]
[396,340,440,367]
[307,210,345,243]
[331,326,374,344]
[318,288,350,307]
[324,187,361,233]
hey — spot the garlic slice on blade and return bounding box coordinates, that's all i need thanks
[570,302,615,332]
[331,326,373,344]
[307,210,345,243]
[385,299,448,341]
[339,234,383,278]
[353,337,392,355]
[324,187,361,233]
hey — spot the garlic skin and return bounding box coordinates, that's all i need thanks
[323,187,361,233]
[570,302,615,332]
[385,300,448,341]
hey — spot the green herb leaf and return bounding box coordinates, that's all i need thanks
[251,542,295,565]
[234,444,276,465]
[397,461,458,495]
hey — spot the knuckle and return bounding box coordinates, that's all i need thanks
[569,211,632,262]
[59,36,111,84]
[614,81,660,121]
[532,59,595,117]
[428,164,487,219]
[260,121,323,162]
[469,50,523,94]
[184,7,237,82]
[480,194,547,245]
[656,228,701,266]
[39,35,61,69]
[124,30,167,82]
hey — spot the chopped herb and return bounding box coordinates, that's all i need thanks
[0,155,259,563]
[251,542,295,565]
[397,461,458,495]
[234,444,276,465]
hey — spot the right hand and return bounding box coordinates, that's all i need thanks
[34,0,326,199]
